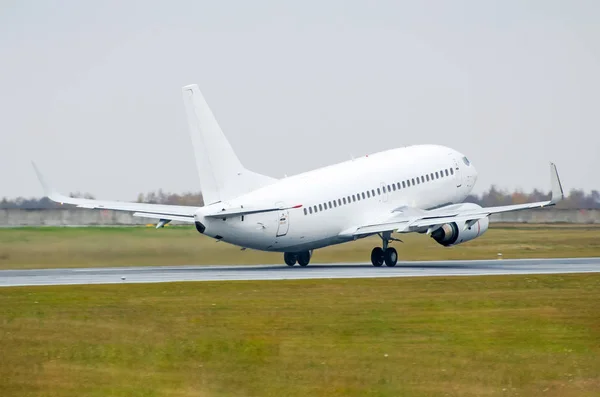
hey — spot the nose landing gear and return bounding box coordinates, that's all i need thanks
[370,232,400,267]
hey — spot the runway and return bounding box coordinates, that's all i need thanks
[1,257,599,287]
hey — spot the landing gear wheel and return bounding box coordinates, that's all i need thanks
[371,247,384,267]
[284,252,297,266]
[297,251,311,267]
[384,247,398,267]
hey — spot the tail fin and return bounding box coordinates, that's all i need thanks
[182,84,276,205]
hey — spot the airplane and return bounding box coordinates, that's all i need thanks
[33,84,565,267]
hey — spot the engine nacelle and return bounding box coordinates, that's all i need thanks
[431,217,489,247]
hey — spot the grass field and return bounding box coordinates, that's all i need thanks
[0,224,599,269]
[1,274,599,396]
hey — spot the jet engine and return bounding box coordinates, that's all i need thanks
[430,217,489,247]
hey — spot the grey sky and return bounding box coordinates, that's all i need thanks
[1,0,598,200]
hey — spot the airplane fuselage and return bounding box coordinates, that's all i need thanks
[196,144,478,252]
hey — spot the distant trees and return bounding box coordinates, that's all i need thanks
[135,189,204,206]
[2,187,598,209]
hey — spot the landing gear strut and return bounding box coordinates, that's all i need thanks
[370,232,400,267]
[284,251,311,267]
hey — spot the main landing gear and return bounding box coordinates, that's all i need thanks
[370,232,400,267]
[284,251,311,267]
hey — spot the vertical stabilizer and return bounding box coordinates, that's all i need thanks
[182,84,275,205]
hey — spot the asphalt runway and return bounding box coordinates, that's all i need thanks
[1,257,599,287]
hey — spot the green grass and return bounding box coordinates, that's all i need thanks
[0,224,599,269]
[1,275,599,396]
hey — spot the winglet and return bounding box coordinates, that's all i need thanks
[31,162,67,204]
[549,162,564,204]
[31,161,53,198]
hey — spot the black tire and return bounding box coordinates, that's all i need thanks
[371,247,384,267]
[384,247,398,267]
[284,252,297,266]
[297,251,311,267]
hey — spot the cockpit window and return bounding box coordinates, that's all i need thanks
[462,156,471,166]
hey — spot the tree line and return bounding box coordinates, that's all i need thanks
[1,187,598,209]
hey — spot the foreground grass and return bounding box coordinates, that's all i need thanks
[0,224,599,269]
[1,275,599,396]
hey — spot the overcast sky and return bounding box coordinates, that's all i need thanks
[1,0,598,200]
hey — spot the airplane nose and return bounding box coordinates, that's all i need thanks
[470,164,478,186]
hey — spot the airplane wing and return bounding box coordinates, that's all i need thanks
[343,163,564,237]
[32,163,198,224]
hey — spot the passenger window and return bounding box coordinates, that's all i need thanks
[382,186,386,193]
[304,208,307,215]
[450,168,454,175]
[392,184,396,191]
[319,204,323,211]
[343,197,346,205]
[377,188,381,195]
[426,174,429,182]
[411,178,415,185]
[362,192,366,199]
[333,200,337,207]
[371,189,375,196]
[367,191,371,198]
[313,205,317,213]
[309,207,313,214]
[327,201,331,209]
[402,181,406,188]
[352,195,355,202]
[435,171,439,179]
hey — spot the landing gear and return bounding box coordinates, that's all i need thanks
[284,252,297,266]
[371,247,384,267]
[284,251,311,267]
[384,247,397,267]
[370,232,400,267]
[297,251,311,267]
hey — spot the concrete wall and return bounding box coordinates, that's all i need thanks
[1,208,599,227]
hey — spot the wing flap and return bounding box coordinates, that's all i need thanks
[132,212,196,223]
[350,220,410,236]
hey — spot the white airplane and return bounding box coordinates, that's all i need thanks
[34,84,565,267]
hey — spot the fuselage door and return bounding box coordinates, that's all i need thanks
[276,209,289,237]
[453,158,462,188]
